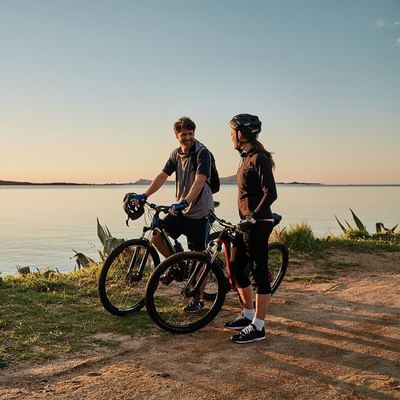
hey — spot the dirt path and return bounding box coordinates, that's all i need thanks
[1,251,400,399]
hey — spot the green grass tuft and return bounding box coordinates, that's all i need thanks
[0,265,155,368]
[326,235,400,252]
[279,223,324,254]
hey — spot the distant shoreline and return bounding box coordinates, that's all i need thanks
[1,179,399,187]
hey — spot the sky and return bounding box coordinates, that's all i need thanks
[1,0,399,184]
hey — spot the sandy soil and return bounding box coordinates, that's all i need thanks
[1,250,399,400]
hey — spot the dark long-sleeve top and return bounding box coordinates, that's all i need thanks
[236,148,277,220]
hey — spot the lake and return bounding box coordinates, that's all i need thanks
[0,184,399,275]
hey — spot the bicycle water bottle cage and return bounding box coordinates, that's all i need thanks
[173,240,184,253]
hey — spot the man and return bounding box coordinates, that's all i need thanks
[127,116,214,312]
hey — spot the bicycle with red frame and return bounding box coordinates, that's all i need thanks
[145,211,288,333]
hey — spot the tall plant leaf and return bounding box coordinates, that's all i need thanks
[375,222,386,234]
[390,223,398,233]
[97,217,111,245]
[72,249,95,270]
[349,209,366,231]
[335,216,347,233]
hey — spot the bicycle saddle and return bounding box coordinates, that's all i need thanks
[272,213,282,227]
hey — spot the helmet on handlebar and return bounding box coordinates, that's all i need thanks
[229,114,262,136]
[123,195,145,221]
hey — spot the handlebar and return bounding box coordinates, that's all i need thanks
[145,201,170,214]
[210,211,283,233]
[126,193,282,228]
[209,211,237,231]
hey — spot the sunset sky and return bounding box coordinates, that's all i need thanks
[1,0,399,184]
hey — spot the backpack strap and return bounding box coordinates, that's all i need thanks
[190,145,211,184]
[174,142,210,201]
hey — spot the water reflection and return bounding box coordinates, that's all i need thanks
[0,185,399,274]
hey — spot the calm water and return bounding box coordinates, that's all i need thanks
[0,185,399,275]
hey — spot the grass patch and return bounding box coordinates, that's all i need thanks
[285,272,335,282]
[325,236,400,252]
[0,265,154,368]
[277,223,400,254]
[322,260,360,269]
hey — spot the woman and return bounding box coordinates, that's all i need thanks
[225,114,277,344]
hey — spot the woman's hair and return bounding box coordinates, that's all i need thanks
[242,132,275,169]
[253,140,275,169]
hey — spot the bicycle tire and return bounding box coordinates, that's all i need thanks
[268,242,289,294]
[98,239,160,315]
[145,252,226,333]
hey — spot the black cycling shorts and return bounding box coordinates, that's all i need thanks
[162,214,210,251]
[231,221,273,295]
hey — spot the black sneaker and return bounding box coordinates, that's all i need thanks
[159,265,185,285]
[231,324,266,344]
[183,299,204,313]
[224,315,252,330]
[159,270,174,285]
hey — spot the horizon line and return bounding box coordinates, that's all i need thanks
[1,179,399,187]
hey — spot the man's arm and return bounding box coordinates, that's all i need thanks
[183,173,207,204]
[144,171,169,198]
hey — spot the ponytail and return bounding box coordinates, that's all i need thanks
[253,140,275,169]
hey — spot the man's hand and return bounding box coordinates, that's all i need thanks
[237,215,256,232]
[169,200,189,216]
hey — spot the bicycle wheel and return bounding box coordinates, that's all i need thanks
[145,252,226,333]
[268,242,289,294]
[98,239,160,315]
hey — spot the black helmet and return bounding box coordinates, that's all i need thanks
[229,114,261,135]
[123,194,145,221]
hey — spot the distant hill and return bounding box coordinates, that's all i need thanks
[0,180,85,186]
[0,180,131,186]
[132,179,152,185]
[220,175,236,184]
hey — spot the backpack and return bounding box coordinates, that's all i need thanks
[191,147,220,194]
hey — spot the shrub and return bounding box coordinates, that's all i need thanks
[279,223,322,253]
[335,209,398,239]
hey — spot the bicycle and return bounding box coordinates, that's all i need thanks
[98,195,220,316]
[98,198,185,316]
[145,212,289,333]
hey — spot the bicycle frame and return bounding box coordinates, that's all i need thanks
[212,231,236,289]
[126,202,176,282]
[207,211,286,296]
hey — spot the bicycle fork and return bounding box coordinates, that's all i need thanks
[125,241,151,282]
[181,259,211,298]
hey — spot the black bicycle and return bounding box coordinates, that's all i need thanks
[145,212,289,333]
[98,196,221,316]
[98,199,186,316]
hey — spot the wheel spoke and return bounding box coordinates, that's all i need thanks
[146,252,226,333]
[99,240,158,315]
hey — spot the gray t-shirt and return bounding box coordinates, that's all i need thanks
[163,140,214,219]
